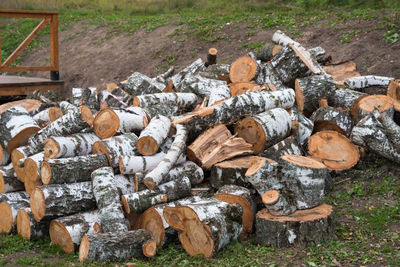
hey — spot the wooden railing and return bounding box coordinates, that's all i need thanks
[0,9,59,80]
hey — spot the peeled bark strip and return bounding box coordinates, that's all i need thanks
[17,208,50,240]
[93,107,149,139]
[329,88,366,111]
[92,133,138,168]
[256,43,274,62]
[387,79,400,111]
[28,106,94,151]
[137,115,171,156]
[260,135,302,161]
[32,107,63,127]
[44,133,100,159]
[92,167,128,233]
[49,210,100,254]
[163,198,243,258]
[122,189,167,214]
[24,152,44,184]
[345,75,394,89]
[229,56,258,83]
[30,182,96,222]
[214,185,256,236]
[79,229,156,262]
[310,107,353,136]
[41,154,108,185]
[170,58,205,89]
[235,108,292,154]
[0,163,24,193]
[143,124,187,189]
[352,94,394,121]
[295,75,336,114]
[256,204,334,248]
[0,191,30,233]
[308,131,360,171]
[0,106,40,153]
[121,72,164,96]
[133,92,198,111]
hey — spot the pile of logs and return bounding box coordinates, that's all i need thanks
[1,30,399,262]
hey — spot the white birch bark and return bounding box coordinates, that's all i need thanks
[170,58,205,89]
[134,92,198,110]
[44,133,100,159]
[137,115,171,156]
[345,75,394,89]
[0,191,30,233]
[0,163,24,193]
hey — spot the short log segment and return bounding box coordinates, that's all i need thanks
[49,210,100,254]
[352,94,394,121]
[122,190,167,214]
[229,56,258,83]
[0,163,24,193]
[32,107,63,127]
[0,191,30,234]
[41,154,109,185]
[121,72,164,96]
[158,177,192,202]
[235,108,292,154]
[295,75,335,114]
[0,106,40,153]
[256,204,334,248]
[259,135,302,161]
[143,124,187,189]
[133,92,198,111]
[170,58,205,89]
[79,229,156,262]
[137,115,171,156]
[92,133,138,168]
[328,88,366,111]
[44,133,100,159]
[205,48,218,67]
[256,43,274,62]
[17,208,50,240]
[30,182,96,222]
[163,198,243,258]
[79,87,99,110]
[289,107,314,147]
[310,107,353,136]
[93,107,149,139]
[28,106,94,151]
[91,167,128,233]
[345,75,394,89]
[214,185,256,236]
[308,131,360,171]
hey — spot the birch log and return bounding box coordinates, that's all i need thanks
[256,43,274,62]
[79,87,99,110]
[114,174,136,195]
[207,83,231,107]
[122,189,167,214]
[0,144,10,165]
[103,87,134,108]
[235,108,292,154]
[0,106,40,153]
[153,66,175,85]
[59,101,79,113]
[79,229,156,262]
[133,92,198,111]
[41,154,108,185]
[352,94,394,121]
[170,58,205,89]
[30,182,96,221]
[310,106,353,136]
[196,63,230,82]
[387,79,400,111]
[377,112,400,148]
[260,135,302,161]
[289,107,314,147]
[0,99,42,115]
[254,63,288,90]
[328,88,366,111]
[17,208,51,240]
[0,191,30,233]
[49,210,100,254]
[24,152,44,194]
[229,56,259,83]
[121,72,165,96]
[345,75,394,89]
[32,107,63,127]
[93,107,149,139]
[0,163,24,193]
[137,115,171,156]
[158,177,192,202]
[11,145,35,181]
[178,74,226,101]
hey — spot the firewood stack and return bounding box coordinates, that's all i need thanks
[0,30,399,261]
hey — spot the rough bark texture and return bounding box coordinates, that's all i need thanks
[11,145,35,181]
[119,152,168,174]
[121,72,164,96]
[59,101,79,114]
[308,47,326,63]
[122,189,167,214]
[17,208,50,240]
[207,83,231,107]
[170,58,205,89]
[345,75,394,89]
[328,88,366,111]
[44,133,100,159]
[153,67,175,85]
[256,43,274,62]
[30,182,96,221]
[0,191,30,234]
[377,112,400,148]
[310,106,353,136]
[142,103,182,118]
[289,107,314,147]
[133,92,198,111]
[114,174,136,195]
[0,163,24,193]
[104,87,134,108]
[254,63,289,90]
[41,154,108,185]
[33,107,63,127]
[137,115,171,156]
[158,177,192,202]
[79,87,99,110]
[196,64,230,81]
[178,74,225,101]
[256,204,334,248]
[259,135,302,161]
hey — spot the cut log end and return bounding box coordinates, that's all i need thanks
[245,157,275,177]
[143,179,156,191]
[30,188,46,222]
[235,118,266,154]
[121,195,130,214]
[24,179,41,196]
[142,240,157,257]
[40,161,51,185]
[352,94,394,120]
[0,202,12,233]
[49,221,74,254]
[43,138,60,159]
[93,108,120,139]
[294,79,305,112]
[24,158,40,182]
[137,137,159,156]
[92,141,112,166]
[229,56,258,83]
[139,208,164,246]
[281,155,326,169]
[0,173,4,193]
[48,107,63,121]
[262,190,280,205]
[208,48,218,56]
[11,149,27,181]
[78,234,90,262]
[80,106,94,126]
[6,126,40,154]
[17,209,31,240]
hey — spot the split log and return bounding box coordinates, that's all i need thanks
[41,154,109,185]
[32,107,63,127]
[170,58,205,89]
[0,191,30,233]
[122,190,167,214]
[121,72,164,96]
[387,79,400,111]
[259,135,302,161]
[310,106,353,136]
[0,106,40,153]
[92,133,138,168]
[235,108,292,154]
[137,115,171,156]
[79,229,156,262]
[28,106,94,152]
[0,163,24,193]
[0,99,42,115]
[143,124,187,189]
[17,208,50,240]
[133,92,198,111]
[214,185,256,236]
[205,48,218,67]
[345,75,394,89]
[295,74,336,114]
[163,198,243,258]
[308,130,360,170]
[328,88,366,111]
[289,107,314,146]
[30,182,96,221]
[352,94,394,121]
[210,155,267,190]
[43,132,100,159]
[0,144,10,165]
[49,210,101,254]
[256,43,274,62]
[91,167,128,232]
[59,101,79,113]
[229,56,258,83]
[93,107,149,139]
[256,204,334,248]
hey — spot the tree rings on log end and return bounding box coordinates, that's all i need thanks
[143,179,156,191]
[139,208,165,246]
[294,79,305,112]
[352,94,393,120]
[0,202,12,233]
[30,188,46,222]
[308,130,359,171]
[6,126,40,154]
[245,157,276,177]
[78,235,90,262]
[11,149,27,181]
[229,82,257,96]
[24,179,41,196]
[229,56,258,83]
[92,141,112,166]
[80,106,94,126]
[93,108,120,139]
[142,240,157,257]
[235,118,266,154]
[17,209,31,239]
[137,136,159,156]
[48,107,63,122]
[281,155,326,169]
[40,161,51,185]
[262,190,280,205]
[49,220,75,254]
[43,138,59,159]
